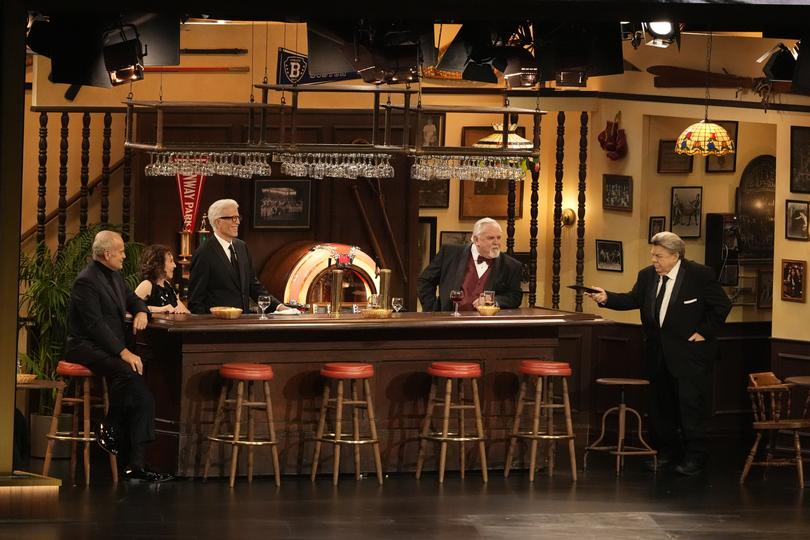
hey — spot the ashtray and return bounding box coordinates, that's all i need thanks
[360,308,393,319]
[476,305,501,316]
[210,306,243,319]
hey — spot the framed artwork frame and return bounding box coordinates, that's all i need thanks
[658,139,694,173]
[418,112,446,148]
[418,180,450,208]
[757,269,773,309]
[417,217,437,272]
[790,126,810,194]
[785,199,810,240]
[439,230,470,247]
[670,186,702,238]
[512,252,532,293]
[595,239,623,272]
[459,126,525,220]
[781,259,806,303]
[705,121,739,173]
[648,216,666,243]
[602,174,633,212]
[252,178,311,229]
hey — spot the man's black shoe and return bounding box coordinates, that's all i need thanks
[96,423,120,456]
[124,466,174,483]
[645,454,678,471]
[675,460,705,476]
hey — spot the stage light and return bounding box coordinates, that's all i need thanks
[642,21,680,49]
[503,47,538,87]
[103,24,147,85]
[759,42,797,81]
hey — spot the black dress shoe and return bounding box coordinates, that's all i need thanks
[645,454,678,471]
[124,466,174,483]
[96,423,120,455]
[675,460,705,476]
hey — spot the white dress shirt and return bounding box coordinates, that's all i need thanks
[656,259,682,326]
[213,233,235,261]
[470,244,495,279]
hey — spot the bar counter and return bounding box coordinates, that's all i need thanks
[139,308,606,477]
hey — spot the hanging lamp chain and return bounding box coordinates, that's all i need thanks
[704,31,712,121]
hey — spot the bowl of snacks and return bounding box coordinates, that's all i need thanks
[210,306,243,319]
[475,305,501,316]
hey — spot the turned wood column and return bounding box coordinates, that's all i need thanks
[552,112,565,310]
[575,112,588,312]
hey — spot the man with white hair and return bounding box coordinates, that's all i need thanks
[587,231,731,476]
[417,217,523,311]
[189,198,282,314]
[65,230,172,482]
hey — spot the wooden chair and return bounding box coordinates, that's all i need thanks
[740,372,810,488]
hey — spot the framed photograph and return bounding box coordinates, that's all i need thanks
[595,239,623,272]
[757,269,773,309]
[705,121,739,173]
[670,186,702,238]
[418,113,445,147]
[418,180,450,208]
[790,126,810,194]
[657,139,694,173]
[720,264,739,287]
[785,199,810,240]
[602,174,633,212]
[459,126,525,220]
[648,216,666,243]
[440,231,470,247]
[781,259,806,303]
[252,178,311,229]
[512,252,533,293]
[417,217,437,272]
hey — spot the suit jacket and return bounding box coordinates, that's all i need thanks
[64,261,149,364]
[417,244,523,311]
[603,259,731,378]
[188,236,280,314]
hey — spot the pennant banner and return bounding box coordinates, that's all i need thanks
[174,157,207,233]
[276,47,360,85]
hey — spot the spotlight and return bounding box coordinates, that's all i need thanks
[103,24,147,86]
[502,47,538,87]
[620,22,643,49]
[642,21,680,49]
[758,42,797,81]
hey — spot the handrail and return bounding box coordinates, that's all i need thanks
[19,157,125,243]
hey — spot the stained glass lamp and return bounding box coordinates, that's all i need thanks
[675,120,735,156]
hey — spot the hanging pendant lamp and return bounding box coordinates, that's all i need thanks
[675,32,735,157]
[474,123,533,149]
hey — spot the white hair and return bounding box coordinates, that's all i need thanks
[208,199,239,227]
[92,230,122,260]
[651,231,686,259]
[472,217,501,239]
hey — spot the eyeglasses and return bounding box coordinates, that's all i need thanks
[217,215,242,223]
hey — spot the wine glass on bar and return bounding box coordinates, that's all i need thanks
[257,295,271,320]
[449,289,464,317]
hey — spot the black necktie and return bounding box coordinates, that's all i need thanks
[654,275,669,327]
[229,244,241,284]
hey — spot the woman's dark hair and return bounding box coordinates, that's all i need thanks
[139,244,175,282]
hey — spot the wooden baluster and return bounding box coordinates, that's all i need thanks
[528,114,541,308]
[36,112,48,247]
[575,112,588,312]
[507,176,516,256]
[57,112,69,250]
[80,112,90,232]
[122,143,132,241]
[552,112,565,309]
[101,112,111,225]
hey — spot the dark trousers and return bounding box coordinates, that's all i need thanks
[648,357,712,463]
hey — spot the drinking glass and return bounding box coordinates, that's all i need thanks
[482,290,496,306]
[367,294,381,309]
[391,297,404,313]
[257,295,271,320]
[449,289,464,317]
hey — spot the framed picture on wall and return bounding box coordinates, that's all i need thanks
[440,230,470,247]
[781,259,806,303]
[512,252,532,293]
[657,139,694,173]
[670,186,702,238]
[705,121,739,173]
[785,199,810,240]
[418,180,450,208]
[757,269,773,309]
[417,217,437,273]
[602,174,633,212]
[252,178,311,229]
[790,126,810,193]
[595,239,623,272]
[418,113,445,147]
[648,216,666,243]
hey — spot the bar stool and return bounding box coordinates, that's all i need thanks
[416,361,488,483]
[42,360,118,485]
[504,360,577,481]
[203,362,280,488]
[310,363,383,486]
[584,378,657,475]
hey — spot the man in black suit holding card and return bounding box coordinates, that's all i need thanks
[586,231,731,476]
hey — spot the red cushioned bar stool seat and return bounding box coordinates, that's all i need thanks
[311,363,383,486]
[416,362,488,483]
[203,362,280,488]
[505,360,577,482]
[43,361,118,486]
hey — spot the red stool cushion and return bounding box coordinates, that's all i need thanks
[320,363,374,379]
[428,361,482,378]
[57,360,94,378]
[219,362,274,381]
[519,360,572,377]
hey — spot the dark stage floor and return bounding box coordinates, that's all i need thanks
[2,446,808,540]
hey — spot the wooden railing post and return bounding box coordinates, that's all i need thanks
[101,112,111,225]
[80,112,90,232]
[552,112,565,310]
[36,112,48,247]
[575,112,588,312]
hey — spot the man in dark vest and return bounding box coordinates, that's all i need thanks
[418,217,523,311]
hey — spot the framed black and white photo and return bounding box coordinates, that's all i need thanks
[781,259,807,303]
[648,216,666,243]
[757,269,773,309]
[705,121,739,173]
[602,174,633,212]
[418,113,445,148]
[595,239,623,272]
[252,178,311,229]
[790,126,810,194]
[440,231,470,247]
[786,199,810,241]
[417,217,437,272]
[418,180,450,208]
[658,139,693,174]
[670,186,702,238]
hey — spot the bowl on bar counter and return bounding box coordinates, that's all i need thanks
[210,306,243,319]
[476,305,501,316]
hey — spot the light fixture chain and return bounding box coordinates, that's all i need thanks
[704,30,712,121]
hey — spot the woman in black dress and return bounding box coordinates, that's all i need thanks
[134,244,190,314]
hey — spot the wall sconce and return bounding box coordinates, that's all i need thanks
[561,208,577,227]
